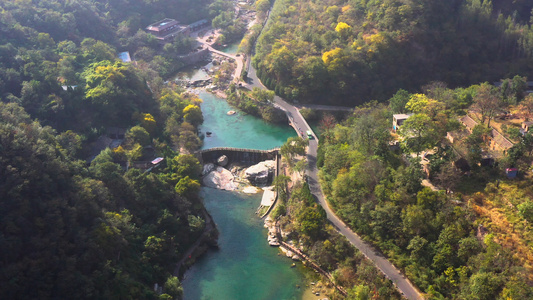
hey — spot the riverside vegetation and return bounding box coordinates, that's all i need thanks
[0,0,250,298]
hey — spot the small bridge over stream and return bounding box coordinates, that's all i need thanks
[195,147,279,165]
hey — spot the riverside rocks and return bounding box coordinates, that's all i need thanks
[202,166,237,190]
[202,163,216,176]
[202,159,275,190]
[264,216,280,246]
[217,155,228,167]
[245,160,275,185]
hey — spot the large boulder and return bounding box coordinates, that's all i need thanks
[203,166,237,190]
[245,160,276,185]
[202,163,215,176]
[217,155,228,167]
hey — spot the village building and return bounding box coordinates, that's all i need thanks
[446,114,514,165]
[392,113,413,132]
[522,121,533,133]
[460,115,478,133]
[488,129,513,155]
[446,129,470,144]
[146,18,190,43]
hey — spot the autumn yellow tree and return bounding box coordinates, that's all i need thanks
[335,22,352,39]
[183,104,203,127]
[141,113,156,134]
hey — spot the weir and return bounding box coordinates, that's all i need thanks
[195,147,279,165]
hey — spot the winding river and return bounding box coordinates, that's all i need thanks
[182,91,305,299]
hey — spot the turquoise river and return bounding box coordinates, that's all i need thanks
[182,91,305,299]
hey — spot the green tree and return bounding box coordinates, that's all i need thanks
[175,176,200,198]
[126,125,151,146]
[256,0,271,15]
[164,276,183,299]
[84,61,150,125]
[169,154,202,181]
[298,206,326,239]
[273,175,291,198]
[462,272,503,300]
[399,113,436,156]
[473,83,501,127]
[518,201,533,222]
[347,284,371,300]
[389,89,411,114]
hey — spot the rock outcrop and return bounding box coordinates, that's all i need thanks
[202,163,215,176]
[217,155,228,167]
[245,160,276,185]
[202,166,237,190]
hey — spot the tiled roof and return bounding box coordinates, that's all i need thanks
[491,129,513,150]
[460,115,478,131]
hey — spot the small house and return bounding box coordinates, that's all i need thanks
[460,115,478,133]
[392,113,413,132]
[506,168,518,178]
[489,129,513,155]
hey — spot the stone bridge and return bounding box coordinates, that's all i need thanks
[195,147,279,166]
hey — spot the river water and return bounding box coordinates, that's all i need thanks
[198,91,295,150]
[182,91,304,299]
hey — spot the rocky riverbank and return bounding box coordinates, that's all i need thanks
[201,157,277,192]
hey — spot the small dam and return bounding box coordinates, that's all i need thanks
[195,147,279,166]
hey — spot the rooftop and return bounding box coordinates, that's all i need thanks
[460,115,478,131]
[146,18,179,32]
[491,129,514,150]
[393,113,413,120]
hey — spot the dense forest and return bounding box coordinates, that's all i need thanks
[314,80,533,299]
[0,0,247,298]
[253,0,533,106]
[0,102,210,298]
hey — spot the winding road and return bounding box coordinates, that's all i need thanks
[245,52,424,300]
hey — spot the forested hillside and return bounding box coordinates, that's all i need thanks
[253,0,533,105]
[0,102,209,299]
[0,0,239,298]
[315,81,533,299]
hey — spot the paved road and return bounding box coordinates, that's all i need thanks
[246,60,424,300]
[297,104,354,112]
